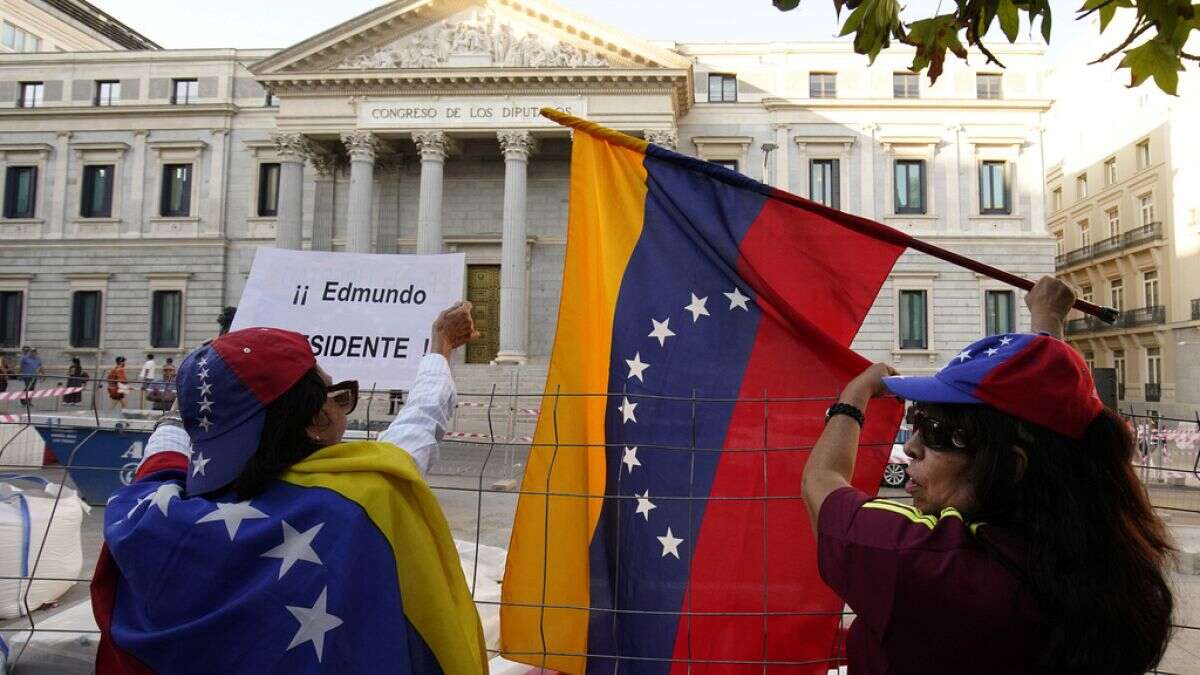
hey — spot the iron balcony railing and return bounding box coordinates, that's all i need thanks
[1145,382,1161,402]
[1055,221,1162,269]
[1064,305,1166,335]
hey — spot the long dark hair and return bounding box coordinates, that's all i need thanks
[925,403,1173,674]
[229,368,326,498]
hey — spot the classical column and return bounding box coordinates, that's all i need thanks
[206,129,228,236]
[860,124,878,219]
[644,128,678,151]
[945,125,964,231]
[310,152,337,252]
[495,130,537,365]
[272,131,309,250]
[49,131,71,239]
[126,130,147,235]
[412,131,456,255]
[341,131,378,253]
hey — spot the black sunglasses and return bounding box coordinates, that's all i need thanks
[905,407,968,451]
[326,380,359,414]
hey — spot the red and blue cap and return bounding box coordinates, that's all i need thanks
[882,333,1104,440]
[177,327,316,494]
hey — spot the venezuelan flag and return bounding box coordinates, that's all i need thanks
[500,111,908,673]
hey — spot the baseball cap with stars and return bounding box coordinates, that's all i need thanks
[882,333,1104,440]
[176,327,316,494]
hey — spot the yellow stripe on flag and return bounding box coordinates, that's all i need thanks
[282,441,487,674]
[500,119,648,673]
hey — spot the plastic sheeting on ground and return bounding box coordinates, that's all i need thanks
[0,476,87,620]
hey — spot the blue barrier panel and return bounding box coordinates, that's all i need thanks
[34,425,151,505]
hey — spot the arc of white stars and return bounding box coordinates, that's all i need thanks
[196,500,269,540]
[657,527,684,559]
[621,446,641,473]
[262,521,325,580]
[285,587,343,663]
[198,367,210,380]
[625,353,649,382]
[724,287,750,311]
[191,453,211,477]
[619,397,638,424]
[648,318,675,347]
[684,293,710,322]
[635,490,656,521]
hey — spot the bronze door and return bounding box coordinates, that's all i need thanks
[466,265,501,364]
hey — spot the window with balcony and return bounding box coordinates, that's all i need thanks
[809,72,837,99]
[976,73,1002,99]
[1054,230,1064,256]
[893,72,919,98]
[1076,174,1088,200]
[1109,278,1124,312]
[1143,270,1159,308]
[985,290,1015,336]
[1106,208,1120,238]
[809,159,839,209]
[898,290,928,349]
[1146,347,1161,393]
[1083,351,1095,371]
[80,165,115,219]
[1136,139,1150,170]
[2,166,37,219]
[1113,350,1126,399]
[707,74,737,103]
[172,78,199,105]
[1079,220,1090,247]
[894,159,926,214]
[95,80,120,106]
[979,161,1010,214]
[1138,193,1155,226]
[1104,157,1117,186]
[1052,187,1062,211]
[18,82,43,108]
[1080,284,1093,305]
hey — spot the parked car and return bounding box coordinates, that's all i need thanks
[881,426,911,488]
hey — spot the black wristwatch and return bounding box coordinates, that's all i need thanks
[825,402,865,427]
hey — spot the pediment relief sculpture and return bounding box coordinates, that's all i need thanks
[336,9,610,70]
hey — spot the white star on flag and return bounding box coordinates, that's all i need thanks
[955,350,972,362]
[999,336,1013,346]
[135,483,182,518]
[198,368,210,379]
[657,527,684,559]
[285,587,343,663]
[196,500,269,540]
[262,521,325,580]
[635,490,656,521]
[684,293,710,322]
[198,398,214,413]
[985,347,999,357]
[197,416,213,432]
[625,353,649,382]
[621,446,641,473]
[619,397,638,424]
[191,453,211,477]
[724,287,750,311]
[648,318,675,347]
[197,382,213,396]
[199,357,208,366]
[125,492,154,520]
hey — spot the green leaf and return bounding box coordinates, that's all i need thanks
[1118,37,1184,94]
[1099,3,1117,31]
[1079,0,1109,11]
[773,0,801,10]
[998,0,1020,41]
[839,2,869,36]
[1041,1,1053,42]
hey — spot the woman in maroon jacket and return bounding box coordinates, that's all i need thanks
[804,277,1172,674]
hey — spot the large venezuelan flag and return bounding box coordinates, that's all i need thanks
[500,111,910,673]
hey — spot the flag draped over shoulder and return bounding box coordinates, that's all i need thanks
[93,441,486,674]
[500,111,910,673]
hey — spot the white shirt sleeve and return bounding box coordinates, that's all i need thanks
[376,353,455,476]
[141,423,192,468]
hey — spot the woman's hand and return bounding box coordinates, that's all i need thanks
[839,362,898,408]
[431,301,480,358]
[1025,275,1075,339]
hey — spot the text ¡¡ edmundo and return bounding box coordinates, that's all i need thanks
[292,280,432,359]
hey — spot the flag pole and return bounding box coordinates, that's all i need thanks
[540,108,1120,325]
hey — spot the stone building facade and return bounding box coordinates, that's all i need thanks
[0,0,1054,385]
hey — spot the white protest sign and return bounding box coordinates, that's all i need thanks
[230,248,465,390]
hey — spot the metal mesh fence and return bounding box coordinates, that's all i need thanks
[0,382,1197,673]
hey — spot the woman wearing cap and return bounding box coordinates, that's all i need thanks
[93,302,488,674]
[803,276,1172,674]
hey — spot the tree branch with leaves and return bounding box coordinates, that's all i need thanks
[772,0,1199,94]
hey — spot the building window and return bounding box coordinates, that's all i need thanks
[1078,220,1090,247]
[809,159,839,209]
[985,290,1015,336]
[1138,193,1155,225]
[893,72,919,98]
[976,73,1002,99]
[1080,284,1093,305]
[1136,139,1150,170]
[80,165,115,218]
[979,161,1010,214]
[0,291,22,347]
[172,78,199,105]
[707,74,737,103]
[1076,174,1088,199]
[809,72,837,99]
[711,159,739,172]
[3,166,38,219]
[70,290,102,348]
[1106,207,1120,238]
[1083,351,1095,371]
[95,80,120,106]
[257,163,281,217]
[1104,157,1117,186]
[1113,349,1126,397]
[1054,230,1064,256]
[1109,278,1124,312]
[1146,347,1161,384]
[1052,187,1062,211]
[17,82,43,108]
[151,290,182,348]
[160,164,192,217]
[898,290,928,349]
[1143,270,1159,307]
[894,159,926,214]
[2,22,42,52]
[265,92,280,107]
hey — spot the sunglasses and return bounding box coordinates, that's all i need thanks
[905,407,968,451]
[326,380,359,414]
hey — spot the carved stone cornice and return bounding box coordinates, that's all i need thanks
[644,128,678,150]
[340,131,382,162]
[412,131,458,161]
[271,131,313,162]
[497,130,537,160]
